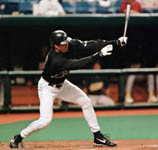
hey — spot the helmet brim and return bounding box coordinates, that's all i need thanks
[59,40,68,45]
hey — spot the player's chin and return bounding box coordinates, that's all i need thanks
[63,49,69,53]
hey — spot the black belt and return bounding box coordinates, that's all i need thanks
[42,76,63,88]
[48,83,63,88]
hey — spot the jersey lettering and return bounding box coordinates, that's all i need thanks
[50,70,69,79]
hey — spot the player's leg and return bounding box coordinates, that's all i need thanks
[124,75,136,104]
[58,80,100,132]
[147,74,157,103]
[58,79,116,147]
[20,80,56,137]
[10,77,58,148]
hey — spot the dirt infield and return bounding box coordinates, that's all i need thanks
[1,140,158,150]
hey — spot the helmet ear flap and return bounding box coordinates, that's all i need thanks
[49,38,53,47]
[49,30,68,46]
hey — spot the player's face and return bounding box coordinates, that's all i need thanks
[54,43,69,53]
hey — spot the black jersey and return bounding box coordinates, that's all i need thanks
[42,38,118,84]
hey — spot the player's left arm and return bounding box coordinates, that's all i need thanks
[62,44,114,70]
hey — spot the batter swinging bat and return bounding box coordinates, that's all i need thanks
[123,4,131,37]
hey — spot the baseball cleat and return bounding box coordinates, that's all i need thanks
[9,134,23,148]
[94,132,117,147]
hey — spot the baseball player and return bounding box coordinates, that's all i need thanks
[9,30,127,148]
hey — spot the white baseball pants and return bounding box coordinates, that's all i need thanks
[20,77,100,138]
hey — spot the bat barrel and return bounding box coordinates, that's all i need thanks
[123,4,131,37]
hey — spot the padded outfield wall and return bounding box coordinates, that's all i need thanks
[0,14,158,70]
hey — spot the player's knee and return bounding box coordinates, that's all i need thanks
[40,117,52,128]
[81,97,92,109]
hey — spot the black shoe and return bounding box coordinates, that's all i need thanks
[9,134,23,148]
[94,132,117,147]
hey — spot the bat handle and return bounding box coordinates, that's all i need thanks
[123,20,128,37]
[121,41,126,45]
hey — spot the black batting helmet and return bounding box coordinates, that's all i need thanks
[49,30,68,46]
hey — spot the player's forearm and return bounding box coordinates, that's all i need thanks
[67,43,115,70]
[76,39,115,53]
[87,40,120,52]
[66,53,101,70]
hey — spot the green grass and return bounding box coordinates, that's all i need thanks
[0,115,158,142]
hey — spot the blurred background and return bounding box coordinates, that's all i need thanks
[0,0,158,112]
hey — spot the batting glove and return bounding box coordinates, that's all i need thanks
[118,36,128,47]
[100,44,113,57]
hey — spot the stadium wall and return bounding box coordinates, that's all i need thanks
[0,14,158,70]
[0,14,158,112]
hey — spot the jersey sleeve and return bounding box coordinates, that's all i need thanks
[59,53,101,70]
[71,38,118,55]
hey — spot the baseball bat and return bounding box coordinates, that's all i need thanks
[123,4,131,37]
